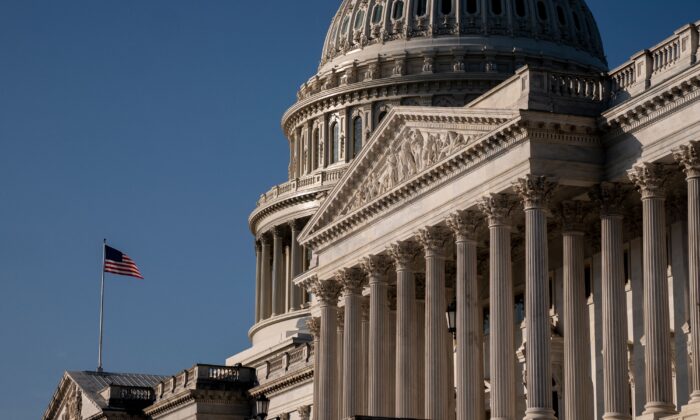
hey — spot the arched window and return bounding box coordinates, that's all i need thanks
[371,4,384,24]
[491,0,503,15]
[441,0,452,15]
[312,128,320,169]
[415,0,427,17]
[466,0,478,14]
[330,122,340,164]
[515,0,527,17]
[537,1,548,20]
[341,15,351,34]
[352,117,363,158]
[354,9,365,29]
[572,12,581,31]
[556,5,566,25]
[392,0,404,19]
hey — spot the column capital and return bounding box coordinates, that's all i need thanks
[272,225,286,238]
[673,140,700,179]
[514,175,557,210]
[311,278,343,306]
[259,232,273,246]
[254,239,262,253]
[558,201,587,234]
[447,210,481,242]
[306,316,321,337]
[478,193,516,227]
[289,219,305,233]
[361,254,392,277]
[388,241,420,270]
[297,405,311,419]
[592,182,627,217]
[337,267,367,295]
[628,162,668,199]
[418,226,451,256]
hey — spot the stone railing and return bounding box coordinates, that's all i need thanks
[547,71,605,101]
[259,343,314,381]
[155,364,256,401]
[99,385,155,406]
[256,167,347,208]
[609,22,699,106]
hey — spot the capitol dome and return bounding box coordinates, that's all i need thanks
[320,0,607,72]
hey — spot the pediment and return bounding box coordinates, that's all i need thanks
[300,106,520,249]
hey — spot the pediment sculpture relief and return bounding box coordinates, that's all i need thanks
[340,127,475,217]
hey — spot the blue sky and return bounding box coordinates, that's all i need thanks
[1,1,699,418]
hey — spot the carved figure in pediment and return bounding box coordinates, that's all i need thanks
[422,133,438,168]
[400,135,417,177]
[379,153,399,194]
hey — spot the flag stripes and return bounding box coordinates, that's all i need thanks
[104,245,144,279]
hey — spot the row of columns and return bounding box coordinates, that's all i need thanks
[304,141,700,420]
[255,220,308,323]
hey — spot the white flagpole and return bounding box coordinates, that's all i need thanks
[97,238,106,373]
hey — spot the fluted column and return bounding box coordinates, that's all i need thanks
[260,234,272,320]
[629,163,676,417]
[336,310,344,420]
[674,141,700,404]
[560,201,593,420]
[447,211,484,420]
[389,241,421,418]
[339,268,366,418]
[419,226,450,420]
[311,278,343,420]
[306,317,321,417]
[479,194,516,420]
[254,240,262,323]
[289,220,304,311]
[516,175,557,420]
[360,301,370,415]
[271,226,285,316]
[362,255,391,417]
[595,183,632,420]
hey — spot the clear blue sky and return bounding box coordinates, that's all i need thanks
[0,1,698,418]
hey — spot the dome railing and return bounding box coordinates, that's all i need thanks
[256,167,347,208]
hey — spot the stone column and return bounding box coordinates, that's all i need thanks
[306,317,320,417]
[416,277,427,415]
[336,310,344,420]
[254,240,262,323]
[675,141,700,404]
[387,288,398,416]
[310,278,342,420]
[271,226,285,316]
[361,255,391,417]
[515,176,557,420]
[560,201,593,420]
[289,220,304,311]
[419,226,450,420]
[479,194,516,420]
[339,268,366,419]
[389,240,421,418]
[447,210,484,420]
[629,163,676,417]
[595,182,632,420]
[260,233,272,320]
[360,300,370,415]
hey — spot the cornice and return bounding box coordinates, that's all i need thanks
[601,65,700,138]
[248,366,313,398]
[249,190,323,235]
[143,390,195,417]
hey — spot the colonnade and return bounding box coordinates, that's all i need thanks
[304,142,700,420]
[255,219,309,323]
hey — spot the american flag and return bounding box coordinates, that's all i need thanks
[104,245,144,279]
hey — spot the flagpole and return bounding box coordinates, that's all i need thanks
[97,238,106,373]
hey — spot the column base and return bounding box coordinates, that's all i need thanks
[637,409,679,420]
[524,408,556,420]
[603,414,632,420]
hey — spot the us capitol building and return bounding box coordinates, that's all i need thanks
[44,1,700,419]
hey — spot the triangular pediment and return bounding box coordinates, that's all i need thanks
[300,106,520,249]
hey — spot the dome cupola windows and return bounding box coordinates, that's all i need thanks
[537,1,549,21]
[515,0,527,17]
[491,0,503,16]
[440,0,452,15]
[352,116,363,158]
[466,0,478,14]
[330,122,340,164]
[371,4,384,24]
[392,0,404,20]
[354,9,365,29]
[556,5,567,26]
[415,0,428,17]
